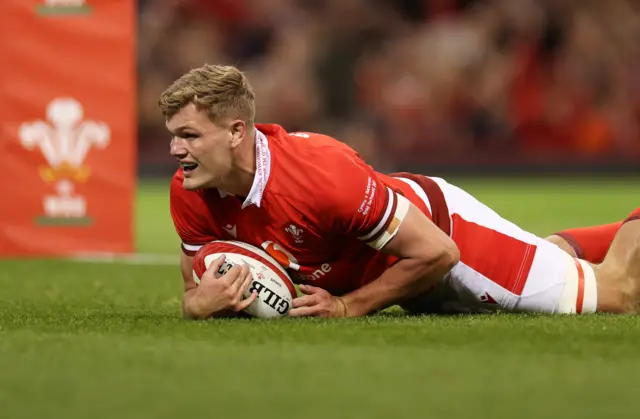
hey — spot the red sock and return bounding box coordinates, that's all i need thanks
[624,207,640,224]
[555,222,623,263]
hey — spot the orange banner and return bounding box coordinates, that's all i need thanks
[0,0,136,257]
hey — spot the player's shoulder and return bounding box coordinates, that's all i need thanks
[262,124,365,189]
[288,132,358,162]
[261,124,377,217]
[257,123,356,159]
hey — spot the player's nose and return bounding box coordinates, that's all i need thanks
[169,137,187,157]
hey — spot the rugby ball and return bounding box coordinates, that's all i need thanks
[192,240,297,318]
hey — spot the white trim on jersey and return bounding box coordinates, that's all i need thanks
[367,194,411,250]
[358,187,395,242]
[242,129,272,209]
[394,177,432,214]
[182,243,204,252]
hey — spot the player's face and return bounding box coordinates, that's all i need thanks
[167,104,241,191]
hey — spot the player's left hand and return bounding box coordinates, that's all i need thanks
[288,284,348,318]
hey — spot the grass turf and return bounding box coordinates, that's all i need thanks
[1,177,639,419]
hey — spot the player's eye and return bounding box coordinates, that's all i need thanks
[182,133,198,140]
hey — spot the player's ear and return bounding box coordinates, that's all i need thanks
[229,120,246,149]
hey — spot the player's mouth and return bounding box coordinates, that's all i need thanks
[180,162,198,174]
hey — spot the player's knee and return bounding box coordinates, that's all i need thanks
[545,234,577,257]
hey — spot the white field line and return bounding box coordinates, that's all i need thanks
[67,252,179,265]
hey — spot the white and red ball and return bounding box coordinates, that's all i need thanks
[193,240,297,318]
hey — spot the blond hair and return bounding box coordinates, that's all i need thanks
[158,64,255,124]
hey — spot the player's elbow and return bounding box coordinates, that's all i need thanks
[417,241,460,276]
[436,242,460,272]
[443,242,460,269]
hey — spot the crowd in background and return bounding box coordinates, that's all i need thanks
[138,0,640,173]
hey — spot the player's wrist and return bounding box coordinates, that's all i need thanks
[184,288,213,319]
[339,294,369,317]
[335,296,349,317]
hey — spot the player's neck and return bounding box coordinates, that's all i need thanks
[221,128,256,197]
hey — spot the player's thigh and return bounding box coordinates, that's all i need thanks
[472,242,596,314]
[507,242,597,314]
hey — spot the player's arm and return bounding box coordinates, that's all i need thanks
[180,250,256,319]
[180,251,202,318]
[170,175,256,319]
[341,201,459,316]
[289,151,459,317]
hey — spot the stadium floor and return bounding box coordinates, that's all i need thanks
[1,177,639,419]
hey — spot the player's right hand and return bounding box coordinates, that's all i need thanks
[192,255,258,317]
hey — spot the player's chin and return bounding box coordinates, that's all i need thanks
[182,176,205,191]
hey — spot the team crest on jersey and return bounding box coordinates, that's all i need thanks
[285,224,304,244]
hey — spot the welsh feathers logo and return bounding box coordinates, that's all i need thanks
[19,98,110,225]
[285,224,304,244]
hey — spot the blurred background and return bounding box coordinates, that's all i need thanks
[138,0,640,176]
[3,3,640,415]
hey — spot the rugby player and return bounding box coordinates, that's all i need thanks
[159,64,640,319]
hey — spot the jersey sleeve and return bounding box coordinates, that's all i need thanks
[170,173,218,256]
[315,150,411,250]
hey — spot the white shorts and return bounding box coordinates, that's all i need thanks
[401,177,599,314]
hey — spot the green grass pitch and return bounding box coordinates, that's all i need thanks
[1,176,639,419]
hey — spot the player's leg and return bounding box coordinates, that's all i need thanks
[397,177,639,315]
[546,206,640,262]
[591,209,640,313]
[545,222,622,261]
[403,176,576,314]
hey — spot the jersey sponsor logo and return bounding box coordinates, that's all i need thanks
[292,263,332,282]
[285,224,304,244]
[261,240,332,283]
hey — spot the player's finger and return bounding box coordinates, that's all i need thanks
[206,255,226,272]
[229,263,250,287]
[202,255,226,280]
[201,255,227,283]
[234,267,253,295]
[218,263,242,285]
[236,291,258,311]
[288,306,321,317]
[292,294,318,308]
[299,284,322,294]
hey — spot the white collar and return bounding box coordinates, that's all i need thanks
[218,129,271,209]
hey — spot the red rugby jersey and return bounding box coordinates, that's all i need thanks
[170,123,447,296]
